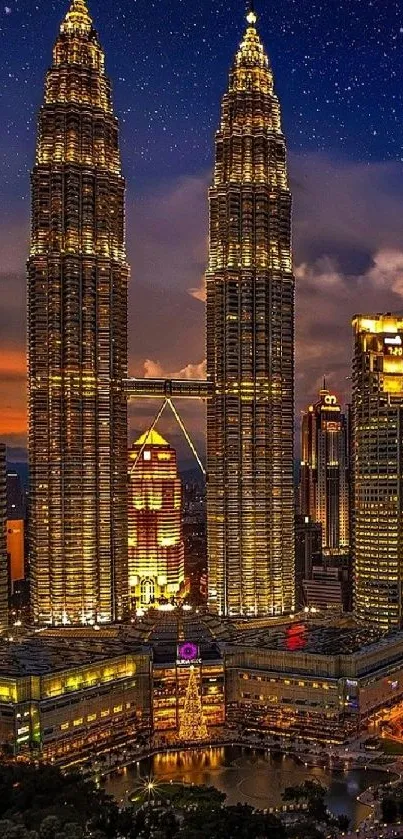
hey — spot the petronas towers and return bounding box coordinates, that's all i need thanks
[207,11,295,616]
[28,0,128,624]
[28,2,295,623]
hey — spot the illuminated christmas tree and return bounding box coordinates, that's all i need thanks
[178,666,208,741]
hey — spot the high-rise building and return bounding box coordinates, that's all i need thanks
[294,514,322,610]
[0,445,9,632]
[206,8,295,616]
[300,387,349,559]
[28,0,128,625]
[353,314,403,631]
[128,431,185,608]
[6,471,26,589]
[6,472,26,521]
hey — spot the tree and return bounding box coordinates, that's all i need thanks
[56,826,84,839]
[381,796,398,823]
[336,814,350,831]
[282,780,328,823]
[180,802,286,838]
[40,817,62,839]
[0,821,39,839]
[178,667,208,741]
[286,822,325,839]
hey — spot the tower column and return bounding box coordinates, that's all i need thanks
[28,0,128,625]
[206,10,295,616]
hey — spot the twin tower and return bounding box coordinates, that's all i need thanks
[28,0,295,625]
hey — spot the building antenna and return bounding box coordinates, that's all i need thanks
[246,0,257,23]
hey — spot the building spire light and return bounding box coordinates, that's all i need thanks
[61,0,92,35]
[246,1,257,25]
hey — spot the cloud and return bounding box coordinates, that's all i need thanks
[189,280,206,303]
[2,152,403,465]
[143,358,206,380]
[291,153,403,270]
[295,247,403,414]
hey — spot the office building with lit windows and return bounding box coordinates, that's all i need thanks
[0,445,8,633]
[6,471,26,591]
[2,614,403,758]
[300,387,350,559]
[225,619,403,743]
[206,8,295,617]
[353,314,403,631]
[0,629,150,760]
[28,0,129,625]
[128,431,185,608]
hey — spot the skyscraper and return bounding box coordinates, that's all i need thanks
[6,471,26,590]
[353,314,403,631]
[128,431,185,608]
[0,445,9,632]
[206,8,295,616]
[300,386,349,558]
[28,0,128,625]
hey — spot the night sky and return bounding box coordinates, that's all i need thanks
[1,0,403,464]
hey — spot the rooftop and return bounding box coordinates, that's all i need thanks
[1,611,401,679]
[227,618,396,657]
[134,429,169,448]
[0,629,150,678]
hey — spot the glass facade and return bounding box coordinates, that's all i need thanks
[353,314,403,631]
[206,11,295,616]
[28,0,128,625]
[152,660,225,733]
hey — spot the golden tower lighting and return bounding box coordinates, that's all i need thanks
[128,430,185,609]
[28,0,129,625]
[206,7,295,616]
[353,314,403,631]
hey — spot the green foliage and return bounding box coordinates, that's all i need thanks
[157,782,226,809]
[180,802,286,838]
[0,761,349,839]
[381,796,398,823]
[0,820,39,839]
[286,822,325,839]
[282,780,329,822]
[336,813,350,831]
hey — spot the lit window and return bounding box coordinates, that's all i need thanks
[143,451,151,461]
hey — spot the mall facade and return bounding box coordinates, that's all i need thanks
[1,614,403,760]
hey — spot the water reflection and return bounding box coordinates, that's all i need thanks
[104,745,390,829]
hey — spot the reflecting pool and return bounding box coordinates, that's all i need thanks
[104,745,391,828]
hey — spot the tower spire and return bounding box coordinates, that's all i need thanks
[246,0,257,25]
[61,0,92,35]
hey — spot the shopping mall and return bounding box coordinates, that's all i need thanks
[1,611,403,761]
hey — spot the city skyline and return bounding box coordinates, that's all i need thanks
[2,0,403,464]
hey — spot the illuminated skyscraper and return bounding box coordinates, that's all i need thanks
[353,314,403,632]
[0,444,9,632]
[206,8,295,616]
[6,471,26,590]
[128,431,185,608]
[300,387,349,558]
[28,0,128,625]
